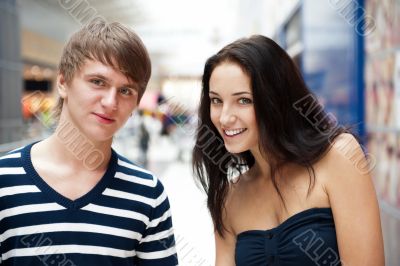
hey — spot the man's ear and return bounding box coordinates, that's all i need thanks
[57,73,68,99]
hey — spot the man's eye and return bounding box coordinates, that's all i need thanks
[210,98,222,104]
[120,87,133,95]
[91,79,104,86]
[238,98,253,104]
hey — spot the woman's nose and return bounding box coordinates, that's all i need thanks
[219,106,236,126]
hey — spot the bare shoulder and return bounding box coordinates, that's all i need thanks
[326,133,363,161]
[330,133,364,160]
[318,133,370,182]
[317,135,384,265]
[321,132,377,199]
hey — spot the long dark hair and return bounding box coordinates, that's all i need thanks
[192,35,347,236]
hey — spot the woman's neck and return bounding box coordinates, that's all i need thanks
[250,147,272,180]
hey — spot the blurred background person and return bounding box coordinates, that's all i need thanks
[137,110,150,168]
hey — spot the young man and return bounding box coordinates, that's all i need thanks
[0,19,178,265]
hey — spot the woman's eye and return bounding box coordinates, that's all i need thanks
[91,79,104,86]
[238,98,253,104]
[210,98,222,104]
[119,87,132,95]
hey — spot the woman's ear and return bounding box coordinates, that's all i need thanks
[57,73,68,99]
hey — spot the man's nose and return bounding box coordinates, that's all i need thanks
[101,88,118,111]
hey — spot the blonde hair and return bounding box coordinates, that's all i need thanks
[54,18,151,119]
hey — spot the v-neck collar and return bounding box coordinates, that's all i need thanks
[22,141,118,210]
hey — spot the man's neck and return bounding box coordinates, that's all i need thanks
[35,128,113,172]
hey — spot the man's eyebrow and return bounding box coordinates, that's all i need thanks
[84,73,110,81]
[121,83,138,89]
[85,73,138,89]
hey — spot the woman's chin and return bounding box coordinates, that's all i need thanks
[225,145,247,154]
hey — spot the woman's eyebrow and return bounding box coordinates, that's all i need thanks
[209,91,252,96]
[232,92,252,96]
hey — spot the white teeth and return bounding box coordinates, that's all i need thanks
[224,128,246,136]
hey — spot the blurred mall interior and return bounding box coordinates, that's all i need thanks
[0,0,399,265]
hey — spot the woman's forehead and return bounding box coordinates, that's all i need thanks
[209,63,251,94]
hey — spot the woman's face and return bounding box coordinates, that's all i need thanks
[209,62,259,154]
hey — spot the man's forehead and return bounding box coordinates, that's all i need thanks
[79,59,136,84]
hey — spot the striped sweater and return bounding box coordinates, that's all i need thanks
[0,143,178,265]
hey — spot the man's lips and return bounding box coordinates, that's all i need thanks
[93,113,115,123]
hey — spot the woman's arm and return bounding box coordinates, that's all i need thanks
[215,229,236,266]
[325,133,384,266]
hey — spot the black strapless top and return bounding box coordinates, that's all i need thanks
[235,208,341,266]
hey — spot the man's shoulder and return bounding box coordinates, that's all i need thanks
[114,153,160,189]
[0,145,27,167]
[0,146,28,187]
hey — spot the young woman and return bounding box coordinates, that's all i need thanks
[192,35,384,266]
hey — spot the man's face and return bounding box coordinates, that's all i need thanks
[58,59,139,144]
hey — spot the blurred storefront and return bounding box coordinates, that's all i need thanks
[0,1,61,146]
[273,0,365,139]
[364,1,400,263]
[20,29,61,127]
[365,0,400,213]
[271,0,400,263]
[0,0,23,144]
